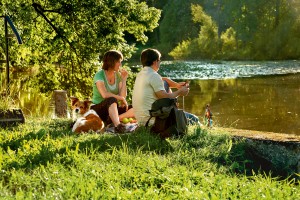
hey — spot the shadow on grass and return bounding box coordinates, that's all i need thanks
[0,119,73,152]
[1,121,173,171]
[71,127,173,154]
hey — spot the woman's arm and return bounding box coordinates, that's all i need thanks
[96,81,124,101]
[118,69,128,98]
[118,79,127,98]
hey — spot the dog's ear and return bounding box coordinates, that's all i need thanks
[70,97,79,106]
[84,100,92,108]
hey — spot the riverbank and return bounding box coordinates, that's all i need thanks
[212,127,300,177]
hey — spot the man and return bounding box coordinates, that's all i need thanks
[132,48,199,125]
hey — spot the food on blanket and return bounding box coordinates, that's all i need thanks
[129,118,137,123]
[122,118,130,124]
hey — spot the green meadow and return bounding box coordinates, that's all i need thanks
[0,119,299,199]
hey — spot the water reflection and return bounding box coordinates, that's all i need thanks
[177,73,300,135]
[160,60,300,79]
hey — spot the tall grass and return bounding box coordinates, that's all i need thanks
[0,73,18,111]
[0,72,53,117]
[0,119,299,199]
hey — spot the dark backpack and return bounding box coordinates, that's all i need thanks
[145,98,188,139]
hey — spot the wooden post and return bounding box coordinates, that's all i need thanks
[53,90,68,118]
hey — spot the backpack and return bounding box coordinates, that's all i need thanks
[145,98,188,139]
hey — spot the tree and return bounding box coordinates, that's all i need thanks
[0,0,161,96]
[157,0,199,57]
[169,4,219,60]
[168,0,300,60]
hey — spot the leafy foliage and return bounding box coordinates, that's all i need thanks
[157,0,300,60]
[0,0,160,96]
[169,4,219,60]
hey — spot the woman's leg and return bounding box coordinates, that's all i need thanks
[118,105,134,121]
[108,103,126,133]
[119,108,135,120]
[91,97,126,133]
[108,102,121,127]
[91,97,119,125]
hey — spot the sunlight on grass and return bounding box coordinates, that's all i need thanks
[0,119,299,199]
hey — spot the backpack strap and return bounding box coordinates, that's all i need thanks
[145,116,152,127]
[145,107,163,127]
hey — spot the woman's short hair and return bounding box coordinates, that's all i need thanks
[140,48,161,67]
[102,50,123,70]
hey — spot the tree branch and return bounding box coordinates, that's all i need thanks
[32,3,66,41]
[32,3,83,69]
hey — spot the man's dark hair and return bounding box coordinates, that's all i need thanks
[140,48,161,67]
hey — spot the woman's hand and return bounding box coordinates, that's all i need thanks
[119,69,128,80]
[119,96,128,111]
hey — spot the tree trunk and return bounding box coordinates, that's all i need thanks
[275,0,280,28]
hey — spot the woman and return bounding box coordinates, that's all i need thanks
[91,50,134,133]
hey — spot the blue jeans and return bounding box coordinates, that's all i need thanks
[163,80,200,125]
[185,111,200,125]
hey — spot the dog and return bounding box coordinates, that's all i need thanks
[70,97,104,134]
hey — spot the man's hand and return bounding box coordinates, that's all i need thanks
[179,86,189,96]
[177,82,186,88]
[177,80,190,89]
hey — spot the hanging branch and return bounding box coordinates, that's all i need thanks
[32,3,73,49]
[32,2,84,78]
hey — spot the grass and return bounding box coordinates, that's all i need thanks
[0,118,299,199]
[0,74,20,111]
[0,89,18,112]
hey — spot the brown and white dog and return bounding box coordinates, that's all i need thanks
[70,97,104,134]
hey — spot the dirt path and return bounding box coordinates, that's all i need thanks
[211,127,300,143]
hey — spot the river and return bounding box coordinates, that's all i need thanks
[159,60,300,135]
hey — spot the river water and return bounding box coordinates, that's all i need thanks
[159,60,300,135]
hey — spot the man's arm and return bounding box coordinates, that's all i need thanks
[162,77,186,89]
[155,86,189,99]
